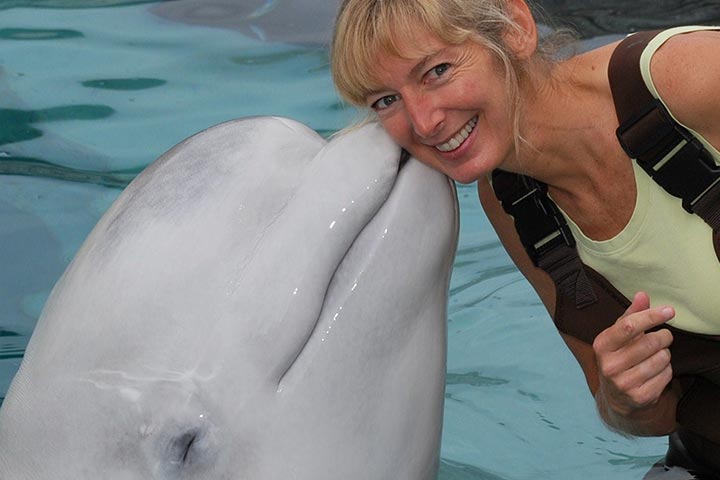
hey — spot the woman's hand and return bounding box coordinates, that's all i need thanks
[592,291,678,435]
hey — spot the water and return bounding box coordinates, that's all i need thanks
[1,2,719,478]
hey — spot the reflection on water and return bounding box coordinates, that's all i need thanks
[0,105,115,146]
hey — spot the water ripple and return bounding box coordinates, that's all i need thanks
[446,371,510,388]
[231,49,316,66]
[0,344,24,361]
[0,28,82,40]
[0,105,115,146]
[81,78,166,91]
[0,156,138,188]
[449,265,519,297]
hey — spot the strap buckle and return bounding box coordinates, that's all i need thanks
[617,99,720,213]
[506,182,576,266]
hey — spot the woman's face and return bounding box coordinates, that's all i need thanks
[366,30,517,184]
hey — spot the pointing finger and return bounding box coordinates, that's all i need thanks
[595,305,675,353]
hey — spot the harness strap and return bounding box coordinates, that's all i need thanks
[491,170,597,309]
[609,30,720,230]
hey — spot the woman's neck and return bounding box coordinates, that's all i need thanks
[507,42,621,187]
[501,41,640,239]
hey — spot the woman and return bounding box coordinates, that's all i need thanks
[331,0,720,476]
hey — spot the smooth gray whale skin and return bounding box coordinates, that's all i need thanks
[0,116,459,479]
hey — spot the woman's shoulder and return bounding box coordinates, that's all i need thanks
[649,28,720,139]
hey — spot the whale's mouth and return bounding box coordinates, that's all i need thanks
[275,152,413,388]
[273,147,456,391]
[399,148,410,169]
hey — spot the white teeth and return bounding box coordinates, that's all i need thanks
[436,117,477,152]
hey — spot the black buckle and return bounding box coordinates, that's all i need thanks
[617,100,720,213]
[507,182,576,266]
[616,99,678,160]
[652,134,720,213]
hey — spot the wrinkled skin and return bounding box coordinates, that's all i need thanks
[0,117,458,479]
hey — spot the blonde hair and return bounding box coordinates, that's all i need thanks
[332,0,521,104]
[331,0,571,147]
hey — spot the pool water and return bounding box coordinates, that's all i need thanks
[1,2,718,478]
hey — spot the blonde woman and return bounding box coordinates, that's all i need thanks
[332,0,720,476]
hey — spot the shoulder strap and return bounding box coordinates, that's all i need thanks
[491,169,630,342]
[490,171,574,266]
[609,30,720,231]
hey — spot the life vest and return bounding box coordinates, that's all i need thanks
[491,30,720,473]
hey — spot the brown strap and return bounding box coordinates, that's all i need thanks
[491,170,598,310]
[676,376,720,451]
[608,30,661,123]
[553,265,629,344]
[536,245,597,309]
[608,31,684,171]
[609,30,720,231]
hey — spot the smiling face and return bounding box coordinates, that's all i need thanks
[331,0,540,183]
[367,32,517,184]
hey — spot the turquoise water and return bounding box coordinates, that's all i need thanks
[1,2,718,478]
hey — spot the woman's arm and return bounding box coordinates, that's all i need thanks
[478,177,680,436]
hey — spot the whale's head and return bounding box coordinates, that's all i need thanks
[0,117,458,479]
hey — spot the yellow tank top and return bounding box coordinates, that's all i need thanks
[559,26,720,335]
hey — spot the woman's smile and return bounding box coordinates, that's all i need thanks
[435,116,478,152]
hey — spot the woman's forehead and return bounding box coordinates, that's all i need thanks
[378,27,451,61]
[365,35,456,94]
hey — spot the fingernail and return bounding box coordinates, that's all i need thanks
[661,307,674,319]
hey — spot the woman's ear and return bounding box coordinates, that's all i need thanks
[503,0,538,59]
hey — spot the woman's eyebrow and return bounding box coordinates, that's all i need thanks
[363,48,447,99]
[408,50,444,78]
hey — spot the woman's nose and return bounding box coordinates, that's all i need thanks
[405,94,444,140]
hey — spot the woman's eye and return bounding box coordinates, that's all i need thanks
[372,94,399,111]
[430,63,450,78]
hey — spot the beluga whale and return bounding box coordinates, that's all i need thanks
[0,116,459,479]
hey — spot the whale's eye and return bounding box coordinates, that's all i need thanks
[169,429,200,465]
[152,421,217,476]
